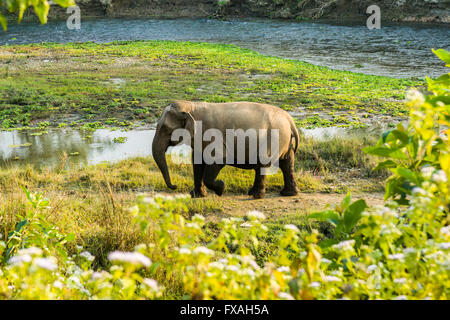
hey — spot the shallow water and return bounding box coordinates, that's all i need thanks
[0,128,191,168]
[0,126,386,168]
[0,18,448,78]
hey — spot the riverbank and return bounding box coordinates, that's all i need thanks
[0,41,421,130]
[24,0,450,24]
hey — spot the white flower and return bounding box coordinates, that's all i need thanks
[241,255,259,269]
[321,258,332,265]
[35,257,58,271]
[178,248,191,255]
[367,264,378,272]
[240,222,253,228]
[226,265,239,272]
[278,292,295,300]
[192,214,205,222]
[332,240,355,252]
[439,242,450,250]
[440,226,450,236]
[393,295,408,300]
[91,272,104,280]
[378,207,398,218]
[108,251,151,267]
[193,246,214,256]
[246,210,266,220]
[421,166,435,179]
[18,247,42,256]
[406,89,424,105]
[388,253,405,260]
[53,281,64,289]
[309,281,320,288]
[432,170,447,183]
[208,262,225,270]
[284,224,300,232]
[277,266,291,273]
[412,187,427,196]
[325,276,342,282]
[142,197,158,206]
[242,268,256,278]
[8,254,32,266]
[186,222,201,230]
[394,278,407,284]
[80,251,95,262]
[403,248,417,255]
[142,278,159,291]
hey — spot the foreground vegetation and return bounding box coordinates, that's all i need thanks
[0,41,421,130]
[0,49,448,299]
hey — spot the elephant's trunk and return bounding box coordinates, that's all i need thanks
[152,132,177,190]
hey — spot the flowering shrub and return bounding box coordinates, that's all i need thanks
[0,49,448,300]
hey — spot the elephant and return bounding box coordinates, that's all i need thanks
[152,100,299,199]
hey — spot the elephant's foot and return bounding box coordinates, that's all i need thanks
[280,187,298,197]
[248,187,255,196]
[190,188,207,198]
[213,180,225,196]
[252,189,266,199]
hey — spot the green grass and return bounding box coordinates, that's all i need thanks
[0,40,422,129]
[0,134,385,268]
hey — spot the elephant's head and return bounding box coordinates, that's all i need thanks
[152,101,196,190]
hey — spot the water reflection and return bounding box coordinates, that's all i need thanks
[0,129,190,168]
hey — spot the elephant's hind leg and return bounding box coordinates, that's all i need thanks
[190,162,207,198]
[248,168,266,199]
[203,164,225,196]
[279,149,299,196]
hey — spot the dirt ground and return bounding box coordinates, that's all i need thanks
[217,192,384,217]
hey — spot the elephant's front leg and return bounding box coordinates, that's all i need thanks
[203,164,225,196]
[248,167,266,199]
[190,162,207,198]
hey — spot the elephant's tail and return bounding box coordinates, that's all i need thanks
[290,119,299,154]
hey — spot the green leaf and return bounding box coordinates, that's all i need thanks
[52,0,76,7]
[32,0,50,25]
[15,219,29,232]
[373,160,397,171]
[363,146,408,159]
[343,199,367,233]
[318,238,339,249]
[432,48,450,65]
[382,130,392,143]
[0,13,7,31]
[395,167,419,185]
[308,210,340,225]
[389,129,409,144]
[340,192,352,211]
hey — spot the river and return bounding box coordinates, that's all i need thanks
[1,18,448,78]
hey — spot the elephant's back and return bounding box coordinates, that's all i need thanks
[205,101,291,130]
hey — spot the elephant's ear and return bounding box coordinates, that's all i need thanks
[183,112,196,137]
[162,108,182,131]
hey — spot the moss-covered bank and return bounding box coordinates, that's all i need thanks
[0,40,421,130]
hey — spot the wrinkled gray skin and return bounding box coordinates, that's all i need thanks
[152,100,299,199]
